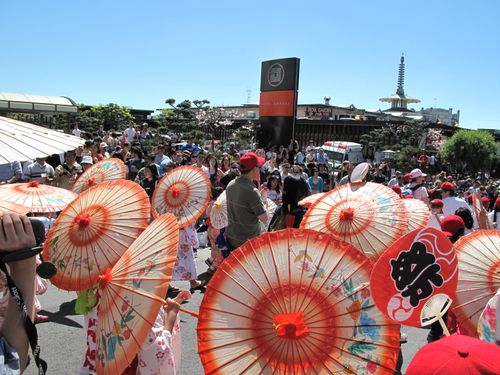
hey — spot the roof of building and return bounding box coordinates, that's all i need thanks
[0,92,77,113]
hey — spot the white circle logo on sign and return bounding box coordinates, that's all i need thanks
[267,63,285,87]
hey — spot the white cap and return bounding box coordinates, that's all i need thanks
[410,168,426,179]
[81,156,93,165]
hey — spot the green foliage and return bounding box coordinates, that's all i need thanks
[74,103,133,134]
[158,99,198,136]
[441,129,497,173]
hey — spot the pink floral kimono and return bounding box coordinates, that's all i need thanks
[172,226,198,281]
[80,306,181,375]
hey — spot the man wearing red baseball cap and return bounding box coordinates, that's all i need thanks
[441,181,471,216]
[406,334,500,375]
[225,152,268,253]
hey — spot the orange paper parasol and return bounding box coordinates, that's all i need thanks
[452,230,500,337]
[300,182,409,261]
[0,181,77,213]
[95,214,179,375]
[0,200,28,216]
[298,192,325,208]
[72,158,126,194]
[198,229,400,374]
[402,198,430,233]
[152,165,210,228]
[42,180,151,291]
[210,191,228,230]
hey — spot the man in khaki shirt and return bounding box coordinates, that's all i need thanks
[54,151,82,190]
[225,152,267,252]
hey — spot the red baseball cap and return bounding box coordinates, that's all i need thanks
[403,173,411,184]
[390,185,401,196]
[406,334,500,375]
[430,199,444,207]
[495,197,500,208]
[480,197,490,207]
[239,152,265,173]
[441,182,455,191]
[440,215,465,237]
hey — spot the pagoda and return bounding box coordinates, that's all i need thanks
[380,54,420,111]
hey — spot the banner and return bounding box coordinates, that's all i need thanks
[370,228,458,327]
[258,58,300,148]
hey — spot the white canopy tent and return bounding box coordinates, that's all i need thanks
[0,116,84,164]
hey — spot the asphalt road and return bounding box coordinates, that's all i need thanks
[26,247,428,375]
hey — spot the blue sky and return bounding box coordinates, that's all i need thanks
[1,0,499,129]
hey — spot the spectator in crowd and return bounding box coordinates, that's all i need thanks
[455,207,475,234]
[388,171,401,187]
[27,157,55,183]
[219,162,240,188]
[225,152,267,254]
[265,174,282,204]
[72,123,82,138]
[308,167,324,194]
[441,181,471,216]
[294,145,306,164]
[269,175,309,230]
[288,139,299,165]
[418,150,429,167]
[318,164,330,192]
[206,154,223,187]
[126,146,145,181]
[99,142,110,159]
[372,166,387,184]
[140,164,158,200]
[81,155,93,172]
[220,155,231,173]
[54,151,82,190]
[0,161,22,184]
[428,199,444,230]
[489,197,500,229]
[124,122,136,144]
[409,168,429,205]
[339,161,353,186]
[316,148,328,165]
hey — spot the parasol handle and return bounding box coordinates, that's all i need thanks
[179,306,199,318]
[432,304,450,336]
[434,214,441,226]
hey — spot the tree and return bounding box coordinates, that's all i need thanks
[440,129,497,174]
[157,98,198,136]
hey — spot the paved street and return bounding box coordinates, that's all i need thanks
[27,247,428,374]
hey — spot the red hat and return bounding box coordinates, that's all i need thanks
[440,215,465,237]
[403,173,411,184]
[239,152,265,173]
[495,197,500,208]
[391,185,401,196]
[441,182,455,191]
[430,199,444,207]
[480,197,490,208]
[406,334,500,375]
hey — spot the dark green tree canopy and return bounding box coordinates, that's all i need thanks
[441,129,497,173]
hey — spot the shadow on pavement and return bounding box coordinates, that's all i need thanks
[39,299,83,328]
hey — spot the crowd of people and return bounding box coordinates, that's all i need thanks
[0,123,499,374]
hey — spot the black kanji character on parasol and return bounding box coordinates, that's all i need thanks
[390,242,444,307]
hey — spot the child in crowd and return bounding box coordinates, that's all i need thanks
[78,289,191,375]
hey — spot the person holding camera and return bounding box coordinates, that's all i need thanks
[0,213,37,373]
